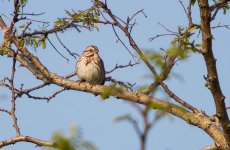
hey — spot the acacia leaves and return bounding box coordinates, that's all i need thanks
[54,6,101,30]
[19,36,47,49]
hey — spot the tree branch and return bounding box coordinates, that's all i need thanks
[99,2,198,113]
[0,136,54,148]
[210,0,230,11]
[198,0,230,144]
[0,6,229,149]
[10,52,21,136]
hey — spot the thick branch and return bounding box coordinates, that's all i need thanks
[198,0,230,144]
[0,136,54,148]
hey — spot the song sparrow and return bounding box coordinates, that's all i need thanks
[76,45,105,85]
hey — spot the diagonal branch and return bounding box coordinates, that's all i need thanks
[99,2,198,113]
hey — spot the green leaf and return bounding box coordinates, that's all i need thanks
[19,40,25,47]
[41,41,46,49]
[188,26,197,33]
[0,48,8,56]
[195,43,202,47]
[101,84,123,100]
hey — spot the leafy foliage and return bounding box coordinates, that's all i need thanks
[101,83,124,99]
[54,5,101,30]
[0,41,9,56]
[47,125,97,150]
[22,36,47,49]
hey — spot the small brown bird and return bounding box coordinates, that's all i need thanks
[76,45,105,85]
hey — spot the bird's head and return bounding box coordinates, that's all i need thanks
[83,45,99,57]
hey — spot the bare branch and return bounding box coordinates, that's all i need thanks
[178,0,194,27]
[47,36,69,62]
[24,87,66,102]
[55,33,80,58]
[0,108,11,115]
[198,0,230,144]
[10,53,21,136]
[17,12,46,16]
[106,61,139,74]
[158,22,178,34]
[10,0,20,30]
[129,9,147,22]
[111,25,137,62]
[149,33,178,41]
[211,23,230,29]
[0,136,54,148]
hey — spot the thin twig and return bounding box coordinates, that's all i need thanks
[129,9,147,22]
[10,53,21,136]
[25,87,66,102]
[0,108,11,115]
[178,0,193,27]
[106,61,139,74]
[158,22,178,34]
[211,23,230,29]
[55,33,80,58]
[149,33,178,41]
[47,37,69,62]
[17,12,46,16]
[112,25,137,62]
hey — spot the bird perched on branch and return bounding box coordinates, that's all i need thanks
[76,45,105,85]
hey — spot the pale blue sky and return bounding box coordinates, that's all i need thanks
[0,0,230,150]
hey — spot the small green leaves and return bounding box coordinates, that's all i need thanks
[54,18,68,27]
[0,48,8,56]
[137,85,150,93]
[54,6,101,31]
[188,26,197,33]
[23,36,47,50]
[0,41,9,56]
[48,125,97,150]
[101,84,124,100]
[19,39,25,47]
[195,43,202,47]
[166,45,189,60]
[41,40,46,49]
[142,49,166,69]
